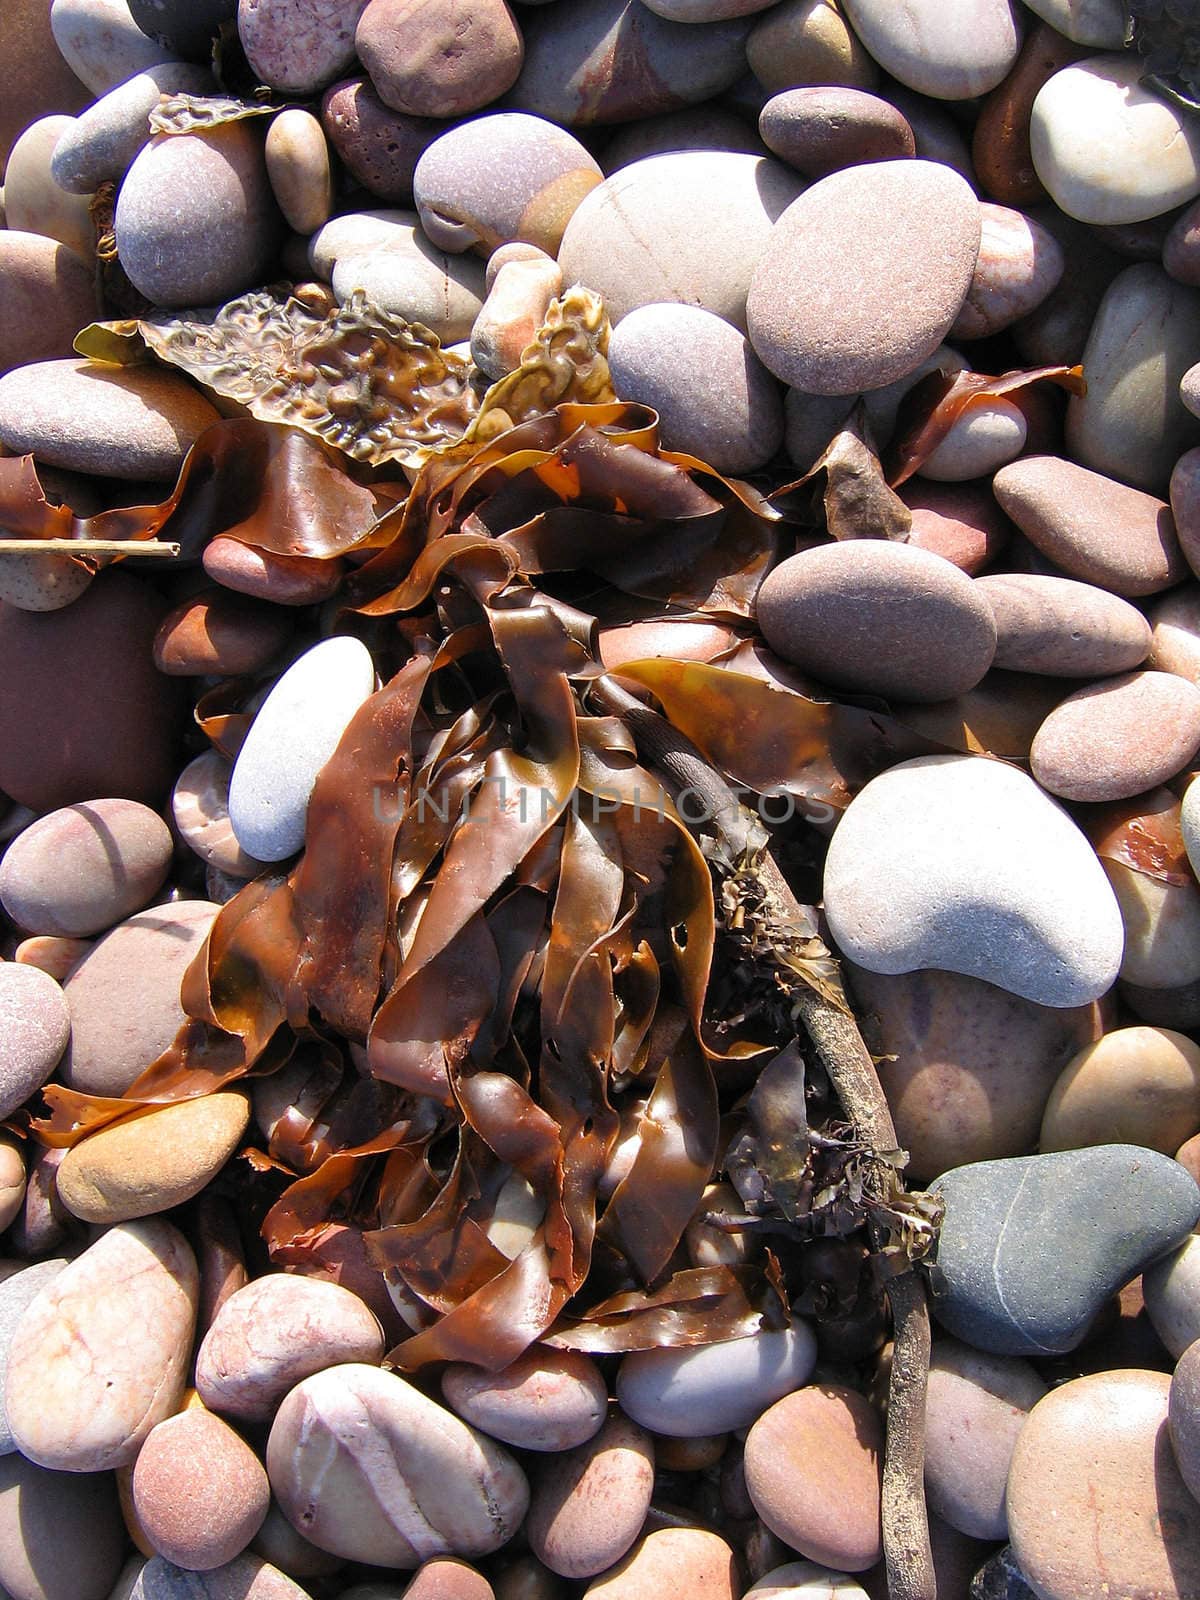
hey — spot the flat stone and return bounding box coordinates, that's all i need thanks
[62,899,220,1095]
[0,797,173,937]
[747,161,980,394]
[924,1339,1045,1540]
[1031,670,1200,802]
[1143,1235,1200,1358]
[50,0,173,95]
[583,1529,737,1600]
[414,112,601,255]
[930,1145,1200,1355]
[975,572,1150,677]
[607,302,784,473]
[840,0,1023,99]
[57,1090,251,1223]
[0,231,97,376]
[847,964,1100,1184]
[1065,264,1200,497]
[558,150,802,334]
[744,1387,882,1571]
[951,204,1065,340]
[6,1218,198,1471]
[1031,54,1200,225]
[154,590,292,677]
[115,123,282,308]
[1041,1025,1200,1155]
[508,0,752,126]
[0,963,71,1119]
[50,62,214,192]
[526,1413,654,1578]
[0,1450,126,1600]
[824,755,1124,1008]
[758,87,913,178]
[228,636,375,863]
[126,0,238,60]
[132,1407,270,1571]
[4,113,98,258]
[0,1260,69,1454]
[755,541,997,702]
[1170,1337,1200,1506]
[615,1320,816,1436]
[0,574,183,811]
[992,455,1188,596]
[264,108,331,235]
[172,750,265,878]
[1007,1370,1200,1600]
[355,0,524,120]
[237,0,366,93]
[266,1363,528,1566]
[195,1274,385,1422]
[917,398,1027,481]
[441,1348,607,1453]
[0,359,219,480]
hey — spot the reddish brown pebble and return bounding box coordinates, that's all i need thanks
[132,1406,270,1571]
[526,1413,655,1579]
[1007,1369,1200,1600]
[321,77,448,204]
[583,1528,737,1600]
[901,479,1012,575]
[405,1558,496,1600]
[202,537,346,607]
[1030,670,1200,803]
[153,590,293,677]
[758,87,913,177]
[972,22,1083,206]
[743,1385,883,1571]
[355,0,525,119]
[442,1348,607,1453]
[0,573,182,810]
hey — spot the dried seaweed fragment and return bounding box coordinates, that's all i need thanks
[1125,1,1200,113]
[466,285,614,444]
[148,94,279,135]
[140,288,478,467]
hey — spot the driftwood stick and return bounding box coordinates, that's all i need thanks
[591,672,937,1600]
[0,539,182,557]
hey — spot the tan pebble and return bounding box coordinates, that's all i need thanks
[3,114,95,258]
[133,1405,270,1571]
[743,1385,882,1571]
[5,1218,198,1471]
[583,1527,737,1600]
[470,256,563,380]
[1007,1369,1200,1600]
[15,935,92,982]
[265,108,333,235]
[745,0,879,94]
[526,1412,654,1579]
[0,549,94,612]
[1105,856,1200,989]
[1041,1025,1200,1154]
[485,240,553,292]
[56,1090,251,1224]
[154,590,293,678]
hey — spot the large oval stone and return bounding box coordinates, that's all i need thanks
[615,1320,816,1436]
[132,1406,270,1572]
[0,574,183,811]
[56,1090,251,1224]
[975,573,1151,678]
[755,541,997,703]
[557,151,802,333]
[1007,1370,1200,1600]
[228,636,376,863]
[266,1363,528,1566]
[50,61,214,192]
[114,122,282,308]
[746,161,980,395]
[824,755,1124,1008]
[1029,671,1200,803]
[840,0,1023,99]
[5,1218,198,1471]
[930,1146,1200,1355]
[0,798,173,938]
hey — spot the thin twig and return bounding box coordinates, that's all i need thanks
[0,539,182,557]
[591,672,937,1600]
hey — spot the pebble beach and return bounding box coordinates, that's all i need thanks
[2,2,1200,1599]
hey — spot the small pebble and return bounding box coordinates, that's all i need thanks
[583,1528,737,1600]
[49,0,173,94]
[0,797,173,937]
[757,87,913,178]
[172,749,265,878]
[132,1406,270,1572]
[839,0,1023,100]
[355,0,525,120]
[153,591,292,677]
[321,76,446,205]
[1170,1337,1200,1506]
[1143,1235,1200,1358]
[441,1348,607,1453]
[0,230,98,377]
[525,1412,654,1578]
[202,536,344,606]
[238,0,365,94]
[1040,1026,1200,1155]
[615,1320,817,1436]
[5,116,97,258]
[0,1450,126,1600]
[952,204,1065,340]
[916,398,1027,481]
[471,255,563,380]
[264,108,332,235]
[745,0,878,95]
[1030,670,1200,803]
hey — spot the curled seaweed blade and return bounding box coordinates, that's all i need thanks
[147,93,279,135]
[544,1265,772,1353]
[770,405,913,542]
[467,285,614,445]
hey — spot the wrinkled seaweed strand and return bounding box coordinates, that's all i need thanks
[592,672,937,1600]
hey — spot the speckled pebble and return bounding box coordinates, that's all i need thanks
[355,0,524,120]
[526,1412,654,1579]
[441,1348,607,1453]
[238,0,365,94]
[49,62,213,193]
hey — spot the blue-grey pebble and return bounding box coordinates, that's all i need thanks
[0,1259,68,1453]
[930,1145,1200,1356]
[50,62,214,193]
[615,1320,816,1436]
